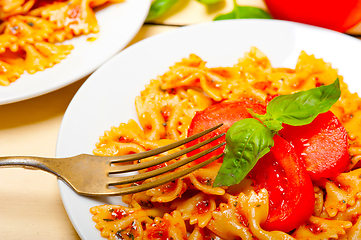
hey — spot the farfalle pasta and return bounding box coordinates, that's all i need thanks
[0,0,35,19]
[91,47,361,239]
[0,0,123,86]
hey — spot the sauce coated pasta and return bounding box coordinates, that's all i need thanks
[0,0,123,86]
[91,47,361,239]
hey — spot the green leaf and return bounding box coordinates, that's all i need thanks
[213,118,274,187]
[197,0,222,5]
[214,1,271,21]
[248,109,282,132]
[266,78,341,126]
[263,119,283,132]
[146,0,179,22]
[214,11,237,21]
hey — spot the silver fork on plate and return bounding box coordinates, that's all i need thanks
[0,124,225,197]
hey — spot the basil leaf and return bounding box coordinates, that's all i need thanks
[248,109,283,132]
[214,1,271,21]
[266,78,341,126]
[197,0,222,5]
[146,0,179,22]
[213,118,274,187]
[263,119,283,132]
[214,10,237,21]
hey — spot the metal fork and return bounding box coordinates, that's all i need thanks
[0,124,225,197]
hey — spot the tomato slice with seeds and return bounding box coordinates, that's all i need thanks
[250,135,315,232]
[185,99,267,164]
[279,111,349,181]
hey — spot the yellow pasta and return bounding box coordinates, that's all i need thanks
[143,211,188,240]
[323,169,361,217]
[0,0,124,85]
[236,190,295,240]
[171,192,217,228]
[0,50,25,86]
[0,15,56,48]
[90,204,153,240]
[293,216,352,239]
[91,47,361,239]
[30,0,99,35]
[339,216,361,240]
[0,0,35,19]
[23,42,73,73]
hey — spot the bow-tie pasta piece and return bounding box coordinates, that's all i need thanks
[0,0,35,20]
[23,41,73,74]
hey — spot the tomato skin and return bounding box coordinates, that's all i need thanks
[186,99,266,164]
[279,111,349,181]
[250,135,315,232]
[264,0,361,32]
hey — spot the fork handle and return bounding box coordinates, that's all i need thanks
[0,156,61,177]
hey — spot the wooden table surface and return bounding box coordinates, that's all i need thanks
[1,1,361,239]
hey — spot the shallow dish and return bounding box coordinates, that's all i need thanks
[0,0,151,105]
[56,19,361,239]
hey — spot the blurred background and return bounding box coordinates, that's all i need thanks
[144,0,361,35]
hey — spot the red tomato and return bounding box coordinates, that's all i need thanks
[264,0,361,32]
[186,99,267,163]
[279,111,349,181]
[250,135,315,232]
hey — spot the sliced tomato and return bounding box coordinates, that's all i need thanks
[185,99,267,164]
[279,111,349,181]
[250,135,315,232]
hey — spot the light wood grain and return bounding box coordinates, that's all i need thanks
[0,78,86,240]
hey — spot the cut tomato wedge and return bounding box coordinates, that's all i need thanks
[279,111,349,181]
[250,135,315,232]
[186,99,266,164]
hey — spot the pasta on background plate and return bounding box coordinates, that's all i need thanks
[0,0,123,86]
[91,47,361,239]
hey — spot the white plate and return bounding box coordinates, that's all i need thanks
[56,19,361,239]
[0,0,151,105]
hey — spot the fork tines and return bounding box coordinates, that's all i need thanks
[105,123,226,195]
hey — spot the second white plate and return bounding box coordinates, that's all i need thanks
[0,0,151,105]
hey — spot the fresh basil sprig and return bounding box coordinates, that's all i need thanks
[253,79,341,127]
[213,119,274,187]
[213,78,341,187]
[146,0,179,22]
[214,0,271,21]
